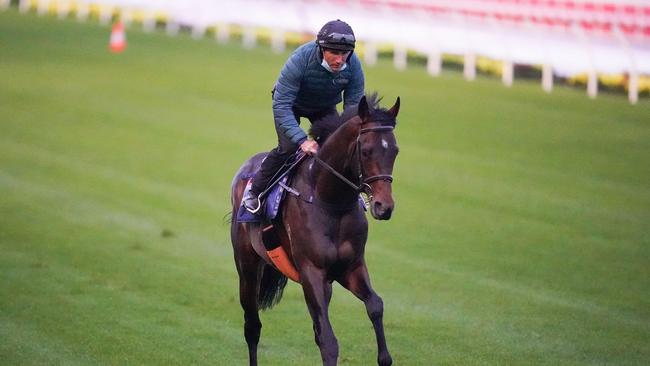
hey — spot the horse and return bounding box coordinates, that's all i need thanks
[230,94,400,366]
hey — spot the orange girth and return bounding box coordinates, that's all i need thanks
[267,246,300,283]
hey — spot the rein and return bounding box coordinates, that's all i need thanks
[313,125,395,196]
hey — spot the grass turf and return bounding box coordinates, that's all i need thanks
[1,8,649,365]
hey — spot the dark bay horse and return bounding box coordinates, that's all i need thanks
[230,94,400,366]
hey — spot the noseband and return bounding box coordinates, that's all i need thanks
[313,125,395,197]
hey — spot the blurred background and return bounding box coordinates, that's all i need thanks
[7,0,650,102]
[1,1,649,365]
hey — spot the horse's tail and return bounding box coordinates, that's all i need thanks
[258,264,288,311]
[222,211,233,225]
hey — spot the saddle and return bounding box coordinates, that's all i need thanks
[236,152,306,224]
[236,174,292,223]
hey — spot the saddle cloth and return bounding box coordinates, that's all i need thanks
[236,174,290,223]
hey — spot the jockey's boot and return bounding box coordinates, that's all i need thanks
[242,189,262,213]
[244,150,287,214]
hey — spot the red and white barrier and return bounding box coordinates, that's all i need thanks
[16,0,650,103]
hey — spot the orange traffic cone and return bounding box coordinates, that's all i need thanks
[109,21,126,53]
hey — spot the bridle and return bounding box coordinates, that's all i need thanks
[313,124,395,198]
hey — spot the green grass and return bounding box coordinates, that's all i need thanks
[1,8,649,365]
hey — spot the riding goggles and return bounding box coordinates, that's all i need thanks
[324,32,355,45]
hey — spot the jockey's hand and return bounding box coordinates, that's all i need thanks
[300,139,319,155]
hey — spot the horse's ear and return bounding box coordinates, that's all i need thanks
[388,97,400,119]
[358,95,369,121]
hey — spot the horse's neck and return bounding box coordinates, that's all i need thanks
[313,120,360,203]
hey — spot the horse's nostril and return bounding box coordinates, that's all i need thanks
[384,206,393,217]
[374,201,383,212]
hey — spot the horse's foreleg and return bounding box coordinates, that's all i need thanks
[340,263,392,366]
[238,263,262,366]
[301,268,338,366]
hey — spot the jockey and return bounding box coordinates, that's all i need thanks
[244,19,365,213]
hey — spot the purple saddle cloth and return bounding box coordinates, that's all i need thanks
[236,175,290,223]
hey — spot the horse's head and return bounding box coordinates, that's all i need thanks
[357,95,400,220]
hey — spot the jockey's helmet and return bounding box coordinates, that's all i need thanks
[316,20,355,51]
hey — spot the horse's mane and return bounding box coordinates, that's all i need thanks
[309,93,396,144]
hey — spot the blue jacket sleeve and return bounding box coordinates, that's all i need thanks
[272,49,309,145]
[343,53,365,110]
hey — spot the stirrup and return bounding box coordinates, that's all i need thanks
[243,193,262,214]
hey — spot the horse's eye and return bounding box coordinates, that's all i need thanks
[361,148,371,158]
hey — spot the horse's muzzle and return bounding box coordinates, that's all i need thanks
[371,199,394,220]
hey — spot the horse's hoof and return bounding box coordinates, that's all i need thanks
[378,354,393,366]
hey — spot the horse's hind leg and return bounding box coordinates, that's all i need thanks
[237,260,262,366]
[239,266,261,366]
[339,262,393,366]
[233,225,263,366]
